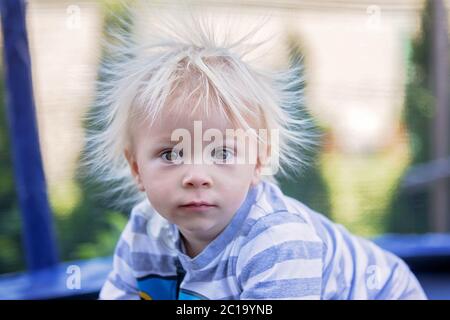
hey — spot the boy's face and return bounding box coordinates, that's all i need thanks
[124,106,262,245]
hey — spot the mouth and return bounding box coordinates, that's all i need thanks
[179,201,217,212]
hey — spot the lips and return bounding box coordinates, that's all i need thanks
[178,201,217,213]
[179,201,216,208]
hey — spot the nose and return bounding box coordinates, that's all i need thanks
[181,165,213,189]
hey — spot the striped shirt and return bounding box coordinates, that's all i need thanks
[99,180,427,300]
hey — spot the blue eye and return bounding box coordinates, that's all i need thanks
[212,147,234,163]
[161,149,183,163]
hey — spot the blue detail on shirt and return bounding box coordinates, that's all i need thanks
[137,275,178,300]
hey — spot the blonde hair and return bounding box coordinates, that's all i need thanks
[80,2,318,210]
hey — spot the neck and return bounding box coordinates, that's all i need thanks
[179,232,211,258]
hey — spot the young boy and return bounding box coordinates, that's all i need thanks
[88,9,426,300]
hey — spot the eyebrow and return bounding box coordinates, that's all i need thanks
[152,136,236,148]
[152,133,182,142]
[151,140,180,150]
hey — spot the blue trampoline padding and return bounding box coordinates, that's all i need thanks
[373,233,450,258]
[415,273,450,299]
[0,256,112,300]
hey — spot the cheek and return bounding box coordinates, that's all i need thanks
[137,159,164,185]
[143,171,170,195]
[221,167,255,197]
[144,183,171,216]
[212,164,256,195]
[232,163,258,181]
[136,161,171,203]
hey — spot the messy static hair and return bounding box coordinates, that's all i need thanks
[80,2,318,210]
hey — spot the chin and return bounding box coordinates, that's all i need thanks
[179,220,223,236]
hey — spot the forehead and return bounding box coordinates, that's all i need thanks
[133,107,240,144]
[163,106,231,131]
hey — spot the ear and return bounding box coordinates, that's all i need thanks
[250,158,262,187]
[124,148,145,192]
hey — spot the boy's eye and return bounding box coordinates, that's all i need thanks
[161,149,183,163]
[212,147,234,163]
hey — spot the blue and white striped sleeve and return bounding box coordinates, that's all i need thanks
[317,219,427,300]
[99,219,140,300]
[236,213,325,300]
[339,232,427,300]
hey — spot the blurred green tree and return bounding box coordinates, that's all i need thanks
[386,0,447,233]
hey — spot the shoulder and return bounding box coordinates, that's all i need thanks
[236,182,326,274]
[242,181,326,245]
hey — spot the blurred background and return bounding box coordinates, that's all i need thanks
[0,0,449,299]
